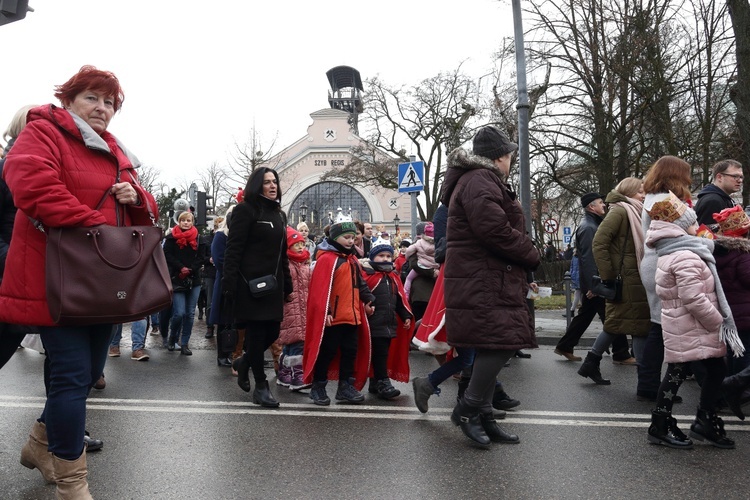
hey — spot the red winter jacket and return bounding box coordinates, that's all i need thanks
[0,104,158,326]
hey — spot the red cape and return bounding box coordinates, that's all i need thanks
[362,268,414,383]
[412,268,450,355]
[302,250,371,390]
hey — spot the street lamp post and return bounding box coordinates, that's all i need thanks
[393,213,400,235]
[300,201,308,222]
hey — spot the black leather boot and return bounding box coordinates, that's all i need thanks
[722,367,750,420]
[492,386,521,410]
[253,380,280,408]
[647,410,693,449]
[577,352,611,385]
[689,407,735,449]
[232,356,251,392]
[456,376,470,403]
[479,410,519,444]
[451,399,490,446]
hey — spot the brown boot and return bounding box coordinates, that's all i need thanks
[53,450,92,500]
[270,341,282,373]
[231,329,246,376]
[20,420,56,484]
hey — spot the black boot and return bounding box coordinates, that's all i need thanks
[451,399,490,446]
[204,325,215,339]
[722,367,750,420]
[310,381,330,406]
[647,410,693,449]
[456,376,470,403]
[479,410,519,443]
[375,378,401,400]
[577,352,611,385]
[232,356,251,392]
[689,407,735,448]
[167,334,176,351]
[492,386,520,410]
[253,380,280,408]
[217,357,232,367]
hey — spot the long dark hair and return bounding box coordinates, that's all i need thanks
[243,167,281,209]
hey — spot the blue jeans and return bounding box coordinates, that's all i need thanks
[428,347,475,388]
[39,324,113,460]
[109,320,147,351]
[282,341,304,357]
[170,285,201,345]
[204,277,215,326]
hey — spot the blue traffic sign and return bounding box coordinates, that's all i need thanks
[563,226,572,236]
[564,235,572,244]
[398,161,424,193]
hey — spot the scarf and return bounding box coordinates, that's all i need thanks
[612,197,645,268]
[288,247,310,263]
[653,234,745,357]
[171,225,198,250]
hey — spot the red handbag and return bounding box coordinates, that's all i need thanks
[44,184,173,326]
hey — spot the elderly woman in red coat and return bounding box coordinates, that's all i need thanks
[0,66,157,498]
[442,126,540,447]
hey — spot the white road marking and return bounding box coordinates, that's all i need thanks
[1,395,748,430]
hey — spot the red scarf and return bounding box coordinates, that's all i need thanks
[288,247,310,263]
[172,225,198,250]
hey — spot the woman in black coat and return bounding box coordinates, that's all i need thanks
[222,167,292,408]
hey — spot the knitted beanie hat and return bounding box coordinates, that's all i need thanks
[472,126,518,160]
[424,223,434,237]
[286,226,304,248]
[329,221,357,241]
[369,244,394,261]
[580,192,603,208]
[647,191,697,231]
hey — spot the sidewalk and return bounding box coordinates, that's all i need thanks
[533,308,601,347]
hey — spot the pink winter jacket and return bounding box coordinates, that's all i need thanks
[647,221,726,363]
[278,259,310,345]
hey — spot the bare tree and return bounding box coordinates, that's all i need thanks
[324,68,483,220]
[198,161,231,213]
[227,125,280,188]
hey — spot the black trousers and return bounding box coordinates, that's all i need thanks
[556,293,605,353]
[656,357,725,414]
[240,320,280,383]
[371,337,392,381]
[0,325,25,369]
[313,324,358,382]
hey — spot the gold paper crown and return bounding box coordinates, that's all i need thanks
[714,205,750,236]
[647,191,687,223]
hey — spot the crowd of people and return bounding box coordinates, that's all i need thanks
[1,66,750,498]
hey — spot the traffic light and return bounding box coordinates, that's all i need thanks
[0,0,31,26]
[195,191,213,226]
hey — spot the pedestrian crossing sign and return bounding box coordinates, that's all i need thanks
[398,161,424,193]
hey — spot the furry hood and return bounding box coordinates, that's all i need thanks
[440,148,504,206]
[714,235,750,253]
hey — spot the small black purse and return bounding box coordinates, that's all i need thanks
[241,231,284,298]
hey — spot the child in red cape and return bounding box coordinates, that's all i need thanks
[360,244,414,400]
[303,221,376,405]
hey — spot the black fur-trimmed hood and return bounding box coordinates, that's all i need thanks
[440,148,504,206]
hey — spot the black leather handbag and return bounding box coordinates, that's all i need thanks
[590,225,628,302]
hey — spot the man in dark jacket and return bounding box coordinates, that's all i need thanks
[555,192,629,362]
[695,159,742,228]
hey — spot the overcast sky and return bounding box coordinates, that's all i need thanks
[1,0,514,188]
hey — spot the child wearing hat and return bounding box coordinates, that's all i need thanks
[276,227,312,391]
[360,243,414,399]
[712,205,750,420]
[403,222,438,298]
[644,192,744,450]
[303,221,376,405]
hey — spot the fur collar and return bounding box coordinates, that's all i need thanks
[441,148,505,205]
[715,235,750,253]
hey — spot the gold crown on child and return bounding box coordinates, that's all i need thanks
[646,191,687,223]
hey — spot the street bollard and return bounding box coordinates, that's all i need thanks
[563,271,572,328]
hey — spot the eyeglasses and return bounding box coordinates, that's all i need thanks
[721,172,744,181]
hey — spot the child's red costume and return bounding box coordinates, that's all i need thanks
[412,268,450,355]
[361,269,415,383]
[303,251,372,390]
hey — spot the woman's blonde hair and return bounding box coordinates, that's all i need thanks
[297,222,309,231]
[218,206,234,235]
[3,104,36,142]
[177,211,194,223]
[614,177,643,198]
